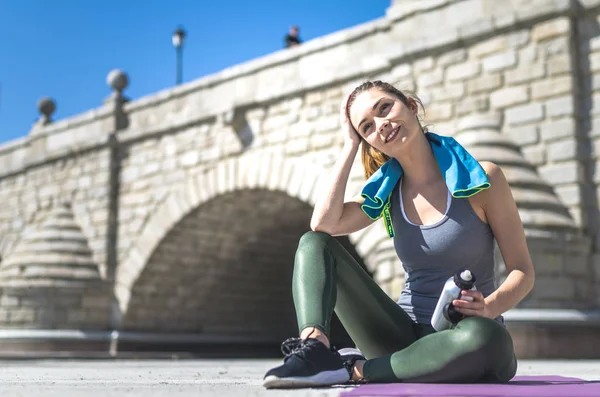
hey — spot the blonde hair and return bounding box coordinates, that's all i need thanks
[347,81,426,179]
[360,142,391,181]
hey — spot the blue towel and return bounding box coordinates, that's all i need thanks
[360,132,490,237]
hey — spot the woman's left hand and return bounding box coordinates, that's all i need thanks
[453,290,491,319]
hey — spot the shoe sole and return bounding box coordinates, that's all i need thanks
[263,368,349,389]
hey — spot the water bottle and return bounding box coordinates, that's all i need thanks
[431,269,477,331]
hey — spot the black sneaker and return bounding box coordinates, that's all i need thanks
[338,347,366,384]
[263,337,350,389]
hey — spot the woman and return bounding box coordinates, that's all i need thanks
[263,80,535,389]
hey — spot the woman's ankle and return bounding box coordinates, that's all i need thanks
[300,327,330,349]
[352,360,366,382]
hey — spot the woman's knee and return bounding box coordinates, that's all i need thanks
[294,231,335,270]
[297,231,335,252]
[296,231,335,256]
[456,316,500,334]
[456,317,510,348]
[455,317,516,381]
[295,231,359,275]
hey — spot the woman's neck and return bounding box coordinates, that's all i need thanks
[393,133,443,187]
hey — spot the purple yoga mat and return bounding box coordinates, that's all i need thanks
[339,376,600,397]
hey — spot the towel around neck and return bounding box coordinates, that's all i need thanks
[359,132,490,237]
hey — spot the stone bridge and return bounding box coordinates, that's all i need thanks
[0,0,600,357]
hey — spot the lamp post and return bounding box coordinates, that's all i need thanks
[172,26,186,85]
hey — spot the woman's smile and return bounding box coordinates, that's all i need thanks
[384,126,399,144]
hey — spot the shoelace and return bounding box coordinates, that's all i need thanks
[341,356,362,383]
[280,337,311,358]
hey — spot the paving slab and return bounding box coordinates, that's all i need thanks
[0,359,598,397]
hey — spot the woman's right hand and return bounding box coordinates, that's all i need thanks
[340,92,361,147]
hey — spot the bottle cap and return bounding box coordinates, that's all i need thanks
[454,269,476,290]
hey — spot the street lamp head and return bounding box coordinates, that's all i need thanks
[172,26,186,85]
[172,27,186,48]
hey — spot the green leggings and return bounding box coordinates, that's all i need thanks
[292,231,518,383]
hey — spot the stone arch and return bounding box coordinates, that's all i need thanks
[115,152,389,317]
[121,189,315,343]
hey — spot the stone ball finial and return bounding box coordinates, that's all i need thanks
[107,69,129,93]
[37,97,56,120]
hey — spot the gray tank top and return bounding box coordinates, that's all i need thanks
[391,179,502,326]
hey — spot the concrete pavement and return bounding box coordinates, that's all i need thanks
[0,359,598,397]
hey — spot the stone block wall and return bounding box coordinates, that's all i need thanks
[0,282,112,330]
[387,13,581,223]
[579,3,600,306]
[115,87,353,269]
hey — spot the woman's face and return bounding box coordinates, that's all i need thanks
[349,88,420,155]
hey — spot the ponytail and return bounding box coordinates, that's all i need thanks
[361,141,390,179]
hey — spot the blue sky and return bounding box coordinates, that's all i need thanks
[0,0,390,144]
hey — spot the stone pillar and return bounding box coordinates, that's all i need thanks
[104,69,130,283]
[104,69,130,341]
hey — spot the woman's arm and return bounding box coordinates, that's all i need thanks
[481,162,535,318]
[310,142,375,236]
[310,93,375,236]
[455,161,535,319]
